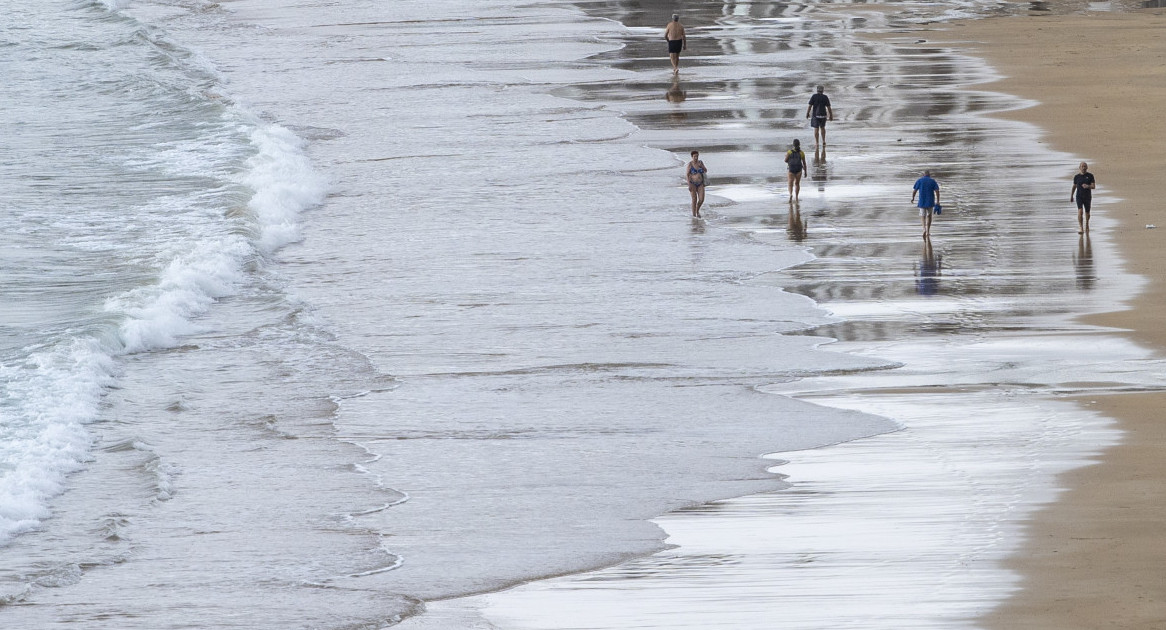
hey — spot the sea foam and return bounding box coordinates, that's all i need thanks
[244,123,328,254]
[0,116,327,546]
[0,338,113,545]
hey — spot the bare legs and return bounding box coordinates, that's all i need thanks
[921,209,933,238]
[670,53,680,73]
[787,171,802,201]
[1077,207,1090,234]
[814,125,826,147]
[690,184,705,218]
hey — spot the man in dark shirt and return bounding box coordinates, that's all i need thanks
[1071,161,1096,234]
[806,85,834,146]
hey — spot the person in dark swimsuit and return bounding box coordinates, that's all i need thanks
[686,150,707,218]
[1071,161,1096,234]
[784,139,806,202]
[664,15,686,73]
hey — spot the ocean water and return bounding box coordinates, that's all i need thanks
[1,0,1160,629]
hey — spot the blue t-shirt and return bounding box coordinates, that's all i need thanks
[913,176,939,208]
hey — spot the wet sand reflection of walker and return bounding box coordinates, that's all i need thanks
[1075,233,1095,291]
[811,144,828,193]
[787,202,807,242]
[666,77,688,123]
[666,76,686,104]
[915,236,942,296]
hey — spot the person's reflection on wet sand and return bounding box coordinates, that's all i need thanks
[689,216,706,267]
[666,76,686,103]
[915,236,942,295]
[666,77,688,122]
[812,144,828,192]
[1074,233,1095,291]
[787,200,807,242]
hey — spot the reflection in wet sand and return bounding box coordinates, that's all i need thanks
[665,76,688,122]
[915,236,942,295]
[811,144,828,193]
[787,201,808,242]
[664,76,686,104]
[1075,233,1095,291]
[419,1,1152,629]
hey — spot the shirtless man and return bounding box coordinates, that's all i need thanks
[664,15,686,73]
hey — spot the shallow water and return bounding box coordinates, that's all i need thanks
[401,1,1162,628]
[2,1,891,627]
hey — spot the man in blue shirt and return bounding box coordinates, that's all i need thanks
[912,170,941,238]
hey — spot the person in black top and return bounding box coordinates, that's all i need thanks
[1071,161,1096,234]
[806,85,834,147]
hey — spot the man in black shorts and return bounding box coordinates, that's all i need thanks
[1071,161,1096,234]
[664,14,686,73]
[806,85,834,146]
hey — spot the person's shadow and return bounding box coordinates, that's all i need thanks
[787,200,807,242]
[914,236,942,295]
[1074,233,1095,291]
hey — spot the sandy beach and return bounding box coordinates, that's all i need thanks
[933,9,1166,629]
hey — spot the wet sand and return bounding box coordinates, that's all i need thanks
[395,1,1166,627]
[931,10,1166,629]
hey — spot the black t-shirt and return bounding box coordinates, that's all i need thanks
[809,93,831,119]
[1074,172,1095,196]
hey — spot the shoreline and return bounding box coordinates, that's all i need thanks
[401,3,1157,627]
[931,11,1166,628]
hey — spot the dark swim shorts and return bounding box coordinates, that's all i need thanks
[1076,193,1092,213]
[667,39,683,54]
[810,116,828,128]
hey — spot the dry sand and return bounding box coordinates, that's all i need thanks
[929,10,1166,629]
